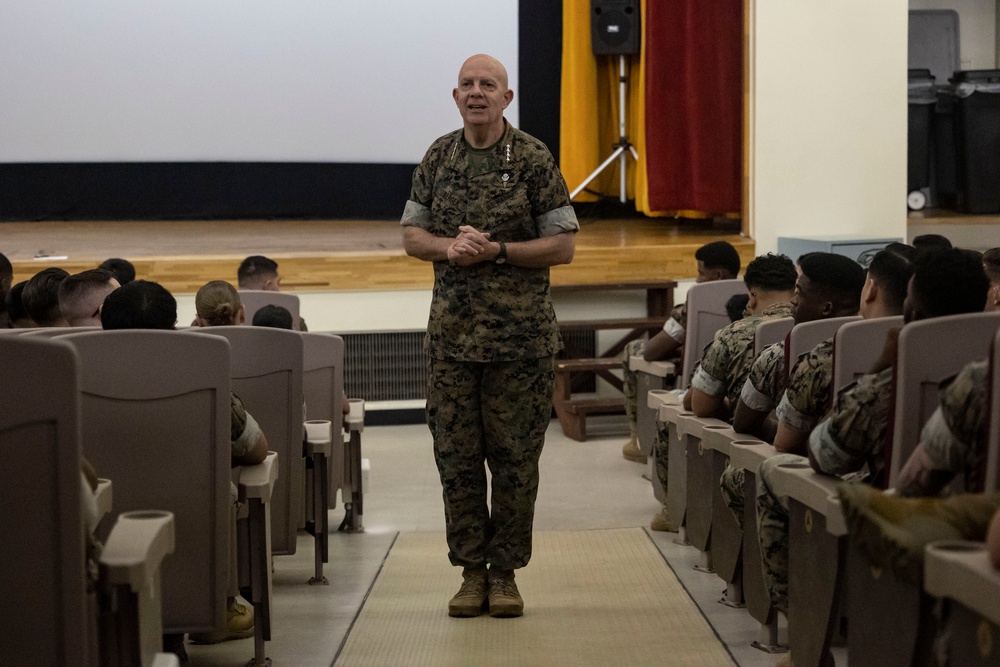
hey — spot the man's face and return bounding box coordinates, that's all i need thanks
[790,273,828,324]
[453,56,512,132]
[695,261,723,284]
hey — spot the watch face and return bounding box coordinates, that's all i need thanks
[496,257,506,264]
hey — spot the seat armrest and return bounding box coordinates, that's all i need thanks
[702,425,739,455]
[728,440,773,471]
[648,388,684,410]
[152,654,181,667]
[825,494,847,536]
[769,462,840,515]
[676,414,730,441]
[100,510,176,592]
[304,430,332,457]
[657,403,691,425]
[630,356,676,378]
[924,542,1000,625]
[236,451,279,503]
[95,478,113,519]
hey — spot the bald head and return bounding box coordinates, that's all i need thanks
[458,54,509,89]
[454,53,513,147]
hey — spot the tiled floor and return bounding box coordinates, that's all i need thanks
[184,416,838,667]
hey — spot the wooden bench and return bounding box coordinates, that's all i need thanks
[551,281,677,441]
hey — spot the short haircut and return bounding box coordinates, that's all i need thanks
[252,304,294,330]
[238,255,279,288]
[695,241,741,277]
[867,247,915,311]
[725,293,750,322]
[798,252,867,309]
[59,269,118,325]
[983,247,1000,283]
[22,267,70,325]
[4,281,30,325]
[195,280,242,326]
[912,234,952,250]
[101,280,177,330]
[911,248,990,318]
[743,253,797,293]
[98,258,136,285]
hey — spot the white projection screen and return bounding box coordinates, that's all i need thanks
[0,1,518,164]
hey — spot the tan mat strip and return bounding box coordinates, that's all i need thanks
[336,528,733,666]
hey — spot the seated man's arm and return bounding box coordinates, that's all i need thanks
[896,361,988,497]
[643,331,682,362]
[807,377,885,476]
[231,394,269,466]
[644,306,686,361]
[773,420,809,456]
[690,386,726,420]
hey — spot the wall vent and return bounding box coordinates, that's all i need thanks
[342,330,597,402]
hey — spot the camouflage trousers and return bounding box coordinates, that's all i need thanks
[426,356,554,571]
[720,464,745,526]
[622,339,646,436]
[755,453,807,616]
[653,416,670,496]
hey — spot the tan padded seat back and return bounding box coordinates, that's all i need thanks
[302,332,346,504]
[889,312,1000,486]
[787,316,859,363]
[60,330,231,634]
[239,290,302,330]
[831,316,904,392]
[681,279,747,389]
[196,326,304,555]
[754,316,793,355]
[0,336,91,666]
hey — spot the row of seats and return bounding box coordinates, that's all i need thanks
[0,325,363,666]
[635,278,1000,665]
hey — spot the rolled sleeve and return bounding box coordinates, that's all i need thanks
[808,418,863,475]
[663,317,686,343]
[232,411,263,459]
[400,200,432,229]
[536,205,580,236]
[920,408,967,473]
[776,394,814,434]
[740,377,774,413]
[691,365,726,397]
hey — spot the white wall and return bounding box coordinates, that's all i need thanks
[0,1,518,163]
[748,0,909,254]
[909,0,998,69]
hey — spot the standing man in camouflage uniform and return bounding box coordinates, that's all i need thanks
[621,241,741,463]
[401,54,578,619]
[755,248,989,634]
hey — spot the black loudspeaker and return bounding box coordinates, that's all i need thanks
[591,0,640,56]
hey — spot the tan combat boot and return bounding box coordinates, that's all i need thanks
[622,433,645,463]
[448,567,488,617]
[487,568,524,617]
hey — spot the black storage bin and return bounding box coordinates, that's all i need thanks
[908,69,936,197]
[951,70,1000,214]
[931,88,958,208]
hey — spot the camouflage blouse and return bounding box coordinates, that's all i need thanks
[921,359,989,489]
[401,122,579,362]
[690,303,793,411]
[776,339,834,434]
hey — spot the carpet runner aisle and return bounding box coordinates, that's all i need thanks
[335,528,734,666]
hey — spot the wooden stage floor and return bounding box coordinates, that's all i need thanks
[2,218,755,294]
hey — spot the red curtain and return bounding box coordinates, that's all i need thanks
[643,1,742,215]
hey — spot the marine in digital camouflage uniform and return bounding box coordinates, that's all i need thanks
[774,339,834,437]
[756,367,893,615]
[835,358,994,586]
[690,303,793,414]
[401,109,578,574]
[720,340,789,524]
[622,303,686,427]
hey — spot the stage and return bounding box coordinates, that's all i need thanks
[2,217,755,294]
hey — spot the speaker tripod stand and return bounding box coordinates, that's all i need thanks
[570,54,639,204]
